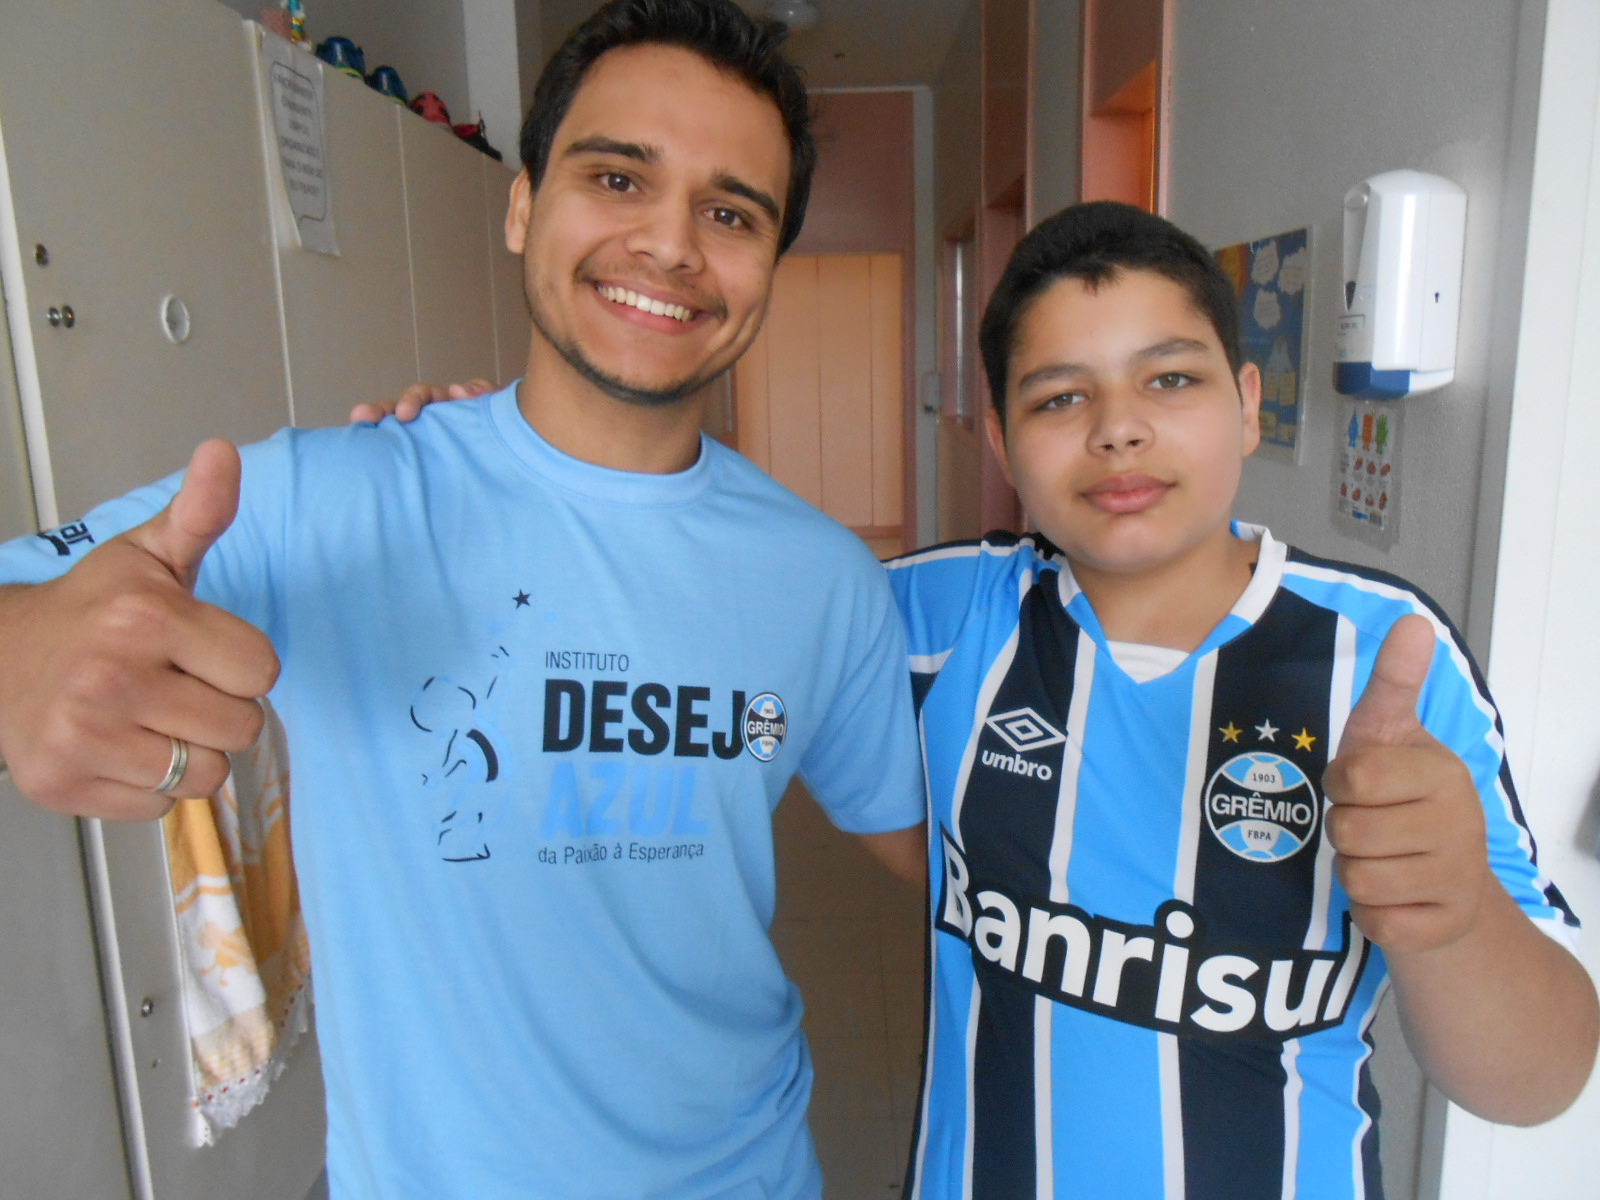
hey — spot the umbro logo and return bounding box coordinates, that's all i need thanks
[984,707,1066,753]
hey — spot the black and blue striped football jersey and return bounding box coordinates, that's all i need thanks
[886,525,1577,1200]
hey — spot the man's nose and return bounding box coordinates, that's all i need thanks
[624,196,705,274]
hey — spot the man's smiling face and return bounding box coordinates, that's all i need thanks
[506,42,791,407]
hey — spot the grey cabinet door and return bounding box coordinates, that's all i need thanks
[0,0,290,522]
[0,2,325,1198]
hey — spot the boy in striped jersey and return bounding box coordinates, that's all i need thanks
[887,201,1597,1199]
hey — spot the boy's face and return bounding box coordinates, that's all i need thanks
[986,269,1261,583]
[506,43,791,404]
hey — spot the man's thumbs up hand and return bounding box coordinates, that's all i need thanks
[0,441,279,821]
[1324,614,1489,955]
[126,438,244,592]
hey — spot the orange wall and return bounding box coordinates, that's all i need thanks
[791,91,915,259]
[783,89,918,547]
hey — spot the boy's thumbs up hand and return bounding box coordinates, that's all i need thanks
[1323,614,1489,955]
[0,441,279,821]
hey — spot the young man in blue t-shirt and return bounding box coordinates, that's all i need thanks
[886,201,1597,1199]
[0,3,926,1197]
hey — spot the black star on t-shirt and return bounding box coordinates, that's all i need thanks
[513,591,530,608]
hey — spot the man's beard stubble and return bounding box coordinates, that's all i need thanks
[524,277,728,409]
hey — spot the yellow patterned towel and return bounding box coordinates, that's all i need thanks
[163,704,311,1145]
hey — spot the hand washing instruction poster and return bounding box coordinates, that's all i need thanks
[1334,397,1403,542]
[1214,229,1310,461]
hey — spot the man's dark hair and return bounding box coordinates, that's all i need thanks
[519,0,815,255]
[979,201,1245,427]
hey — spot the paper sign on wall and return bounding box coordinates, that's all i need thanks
[1333,397,1402,544]
[259,31,338,256]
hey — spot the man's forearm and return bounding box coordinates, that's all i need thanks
[1387,875,1599,1124]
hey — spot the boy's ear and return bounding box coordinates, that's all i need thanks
[983,404,1016,487]
[505,170,533,255]
[1236,362,1262,457]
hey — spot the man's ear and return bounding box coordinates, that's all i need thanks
[1236,362,1262,457]
[983,404,1016,487]
[505,170,533,255]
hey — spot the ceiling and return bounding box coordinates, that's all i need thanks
[538,0,973,89]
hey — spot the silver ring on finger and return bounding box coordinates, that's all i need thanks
[153,736,189,794]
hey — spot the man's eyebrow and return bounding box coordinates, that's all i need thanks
[563,136,660,164]
[712,172,781,226]
[1014,338,1216,391]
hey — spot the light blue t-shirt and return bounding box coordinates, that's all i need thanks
[2,385,925,1200]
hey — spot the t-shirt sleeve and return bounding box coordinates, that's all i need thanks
[0,433,294,649]
[0,476,181,584]
[1412,621,1581,950]
[796,567,925,836]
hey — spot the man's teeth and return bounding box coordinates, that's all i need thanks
[598,285,693,323]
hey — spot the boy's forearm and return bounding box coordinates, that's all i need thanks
[1387,874,1598,1125]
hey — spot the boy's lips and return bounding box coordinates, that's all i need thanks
[1082,473,1173,514]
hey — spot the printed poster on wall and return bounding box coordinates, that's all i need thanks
[1214,229,1309,462]
[257,28,339,256]
[1333,397,1402,546]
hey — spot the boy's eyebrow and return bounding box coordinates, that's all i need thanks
[1015,337,1217,392]
[1132,337,1214,363]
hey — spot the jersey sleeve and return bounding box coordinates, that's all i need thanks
[1412,623,1581,949]
[884,540,996,716]
[0,432,295,650]
[796,567,925,836]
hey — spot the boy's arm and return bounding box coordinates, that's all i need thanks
[1324,615,1599,1124]
[0,442,279,820]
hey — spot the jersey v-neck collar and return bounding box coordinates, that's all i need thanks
[487,383,717,507]
[1050,523,1287,681]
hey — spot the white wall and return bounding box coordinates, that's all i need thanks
[1028,0,1082,224]
[1163,0,1530,639]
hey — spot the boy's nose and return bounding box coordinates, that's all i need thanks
[1089,388,1151,452]
[624,197,705,274]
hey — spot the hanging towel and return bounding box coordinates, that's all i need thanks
[163,703,311,1145]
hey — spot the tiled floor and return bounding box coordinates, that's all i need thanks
[771,779,927,1199]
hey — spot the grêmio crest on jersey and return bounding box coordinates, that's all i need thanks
[1204,719,1324,863]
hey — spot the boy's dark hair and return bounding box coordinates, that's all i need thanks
[979,201,1244,427]
[519,0,815,255]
